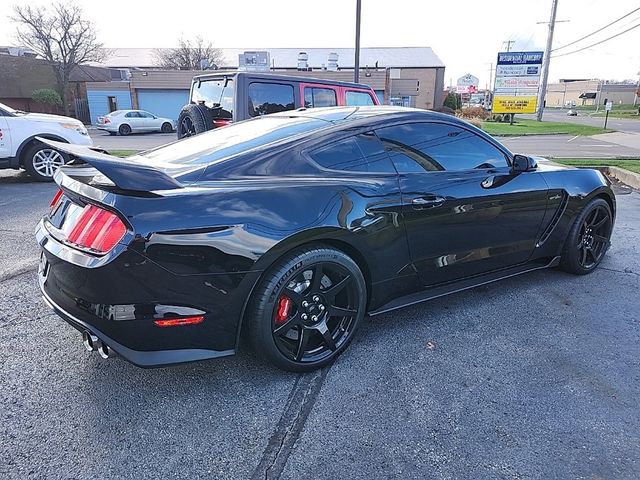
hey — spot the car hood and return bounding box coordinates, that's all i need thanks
[22,112,83,125]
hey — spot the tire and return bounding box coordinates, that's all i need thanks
[560,198,613,275]
[247,246,367,372]
[177,104,213,139]
[161,122,173,133]
[22,142,69,182]
[118,124,131,136]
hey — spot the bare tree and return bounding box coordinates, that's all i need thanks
[12,1,106,115]
[155,36,224,70]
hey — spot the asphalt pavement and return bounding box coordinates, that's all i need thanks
[501,134,640,158]
[1,168,639,479]
[523,109,640,134]
[87,122,640,159]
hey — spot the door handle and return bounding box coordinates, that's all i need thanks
[411,195,445,209]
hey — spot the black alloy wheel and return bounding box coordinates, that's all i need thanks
[118,124,131,136]
[561,198,613,274]
[176,104,213,139]
[161,122,173,133]
[179,115,196,138]
[248,246,366,372]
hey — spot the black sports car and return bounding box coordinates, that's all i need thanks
[36,106,615,372]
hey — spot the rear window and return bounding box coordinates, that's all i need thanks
[192,77,234,118]
[304,87,337,108]
[345,91,375,106]
[135,116,328,169]
[248,82,295,117]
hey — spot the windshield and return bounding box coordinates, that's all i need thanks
[134,116,329,171]
[191,77,234,119]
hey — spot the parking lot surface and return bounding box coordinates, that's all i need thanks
[89,129,640,159]
[1,170,639,479]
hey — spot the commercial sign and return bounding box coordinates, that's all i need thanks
[456,73,479,94]
[492,51,543,114]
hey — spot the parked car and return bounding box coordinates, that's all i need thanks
[96,110,176,136]
[37,106,615,372]
[0,101,91,181]
[176,71,380,139]
[567,109,578,116]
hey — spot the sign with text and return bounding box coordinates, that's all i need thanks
[492,51,543,114]
[456,73,479,94]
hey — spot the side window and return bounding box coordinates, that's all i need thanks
[125,112,136,118]
[304,87,337,108]
[375,122,509,173]
[345,90,375,106]
[308,133,395,173]
[248,82,295,117]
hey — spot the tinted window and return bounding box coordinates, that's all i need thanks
[125,112,136,118]
[304,87,337,108]
[345,91,375,106]
[248,82,295,117]
[376,122,508,172]
[136,116,327,169]
[309,133,395,173]
[192,77,234,118]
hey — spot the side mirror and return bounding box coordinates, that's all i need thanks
[512,154,537,173]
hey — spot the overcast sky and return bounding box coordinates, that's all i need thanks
[1,0,639,87]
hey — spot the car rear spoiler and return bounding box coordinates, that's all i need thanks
[36,137,182,191]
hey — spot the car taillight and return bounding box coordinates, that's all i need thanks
[49,189,64,213]
[104,118,111,124]
[66,204,127,254]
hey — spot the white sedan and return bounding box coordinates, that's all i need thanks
[96,110,176,136]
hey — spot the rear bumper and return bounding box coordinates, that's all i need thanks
[41,286,234,367]
[36,221,262,367]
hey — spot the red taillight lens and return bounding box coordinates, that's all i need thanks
[154,316,204,328]
[49,189,64,213]
[66,204,126,254]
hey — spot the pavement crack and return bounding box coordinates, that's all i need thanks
[251,365,331,480]
[600,266,640,277]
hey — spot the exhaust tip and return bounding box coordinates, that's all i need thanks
[82,331,98,352]
[97,340,110,359]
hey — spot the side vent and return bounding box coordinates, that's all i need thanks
[536,193,569,247]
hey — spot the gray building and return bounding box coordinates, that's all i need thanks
[85,47,445,124]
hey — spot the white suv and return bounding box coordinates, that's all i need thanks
[0,102,92,181]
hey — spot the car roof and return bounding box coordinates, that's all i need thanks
[191,71,374,89]
[270,105,468,125]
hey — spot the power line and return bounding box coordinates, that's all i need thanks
[552,6,640,51]
[552,22,640,57]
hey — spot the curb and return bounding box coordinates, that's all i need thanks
[601,166,640,190]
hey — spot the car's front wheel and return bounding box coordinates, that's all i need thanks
[22,142,69,181]
[247,246,367,372]
[560,198,613,274]
[161,122,173,133]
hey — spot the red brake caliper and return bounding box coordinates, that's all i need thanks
[275,296,292,326]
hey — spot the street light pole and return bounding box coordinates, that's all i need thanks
[536,0,559,122]
[354,0,361,83]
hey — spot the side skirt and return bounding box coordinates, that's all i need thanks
[368,256,561,316]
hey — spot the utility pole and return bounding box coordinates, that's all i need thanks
[354,0,361,83]
[536,0,559,121]
[502,40,515,52]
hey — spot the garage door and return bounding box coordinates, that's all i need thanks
[137,89,190,122]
